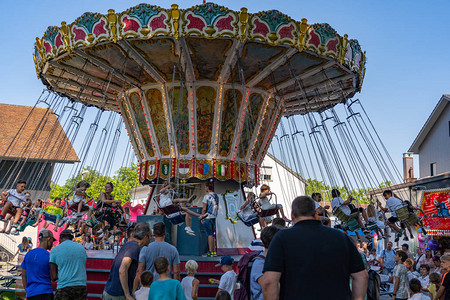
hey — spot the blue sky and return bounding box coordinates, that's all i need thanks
[0,0,448,182]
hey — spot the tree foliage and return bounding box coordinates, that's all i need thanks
[50,164,138,204]
[305,178,391,204]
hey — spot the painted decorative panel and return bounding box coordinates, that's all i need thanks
[219,89,242,156]
[128,92,155,157]
[169,87,189,155]
[196,86,216,155]
[146,89,170,156]
[238,93,264,159]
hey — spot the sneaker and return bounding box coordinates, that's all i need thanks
[97,228,103,234]
[188,195,197,204]
[212,252,217,257]
[403,237,409,241]
[410,234,414,239]
[185,227,196,237]
[11,223,18,228]
[394,236,400,242]
[206,251,213,257]
[11,228,19,236]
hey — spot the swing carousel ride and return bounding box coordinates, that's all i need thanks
[28,2,422,253]
[33,2,366,186]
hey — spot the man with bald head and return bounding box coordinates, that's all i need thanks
[262,196,368,300]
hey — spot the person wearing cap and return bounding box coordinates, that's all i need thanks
[50,229,87,300]
[103,222,151,300]
[209,256,237,299]
[21,230,55,300]
[262,196,367,300]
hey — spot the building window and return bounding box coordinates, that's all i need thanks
[260,166,272,181]
[431,163,437,176]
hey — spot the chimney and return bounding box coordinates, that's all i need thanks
[403,152,416,183]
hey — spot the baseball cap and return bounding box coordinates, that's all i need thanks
[215,256,234,267]
[60,229,74,240]
[39,229,56,241]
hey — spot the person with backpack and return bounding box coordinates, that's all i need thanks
[250,226,280,300]
[381,241,396,274]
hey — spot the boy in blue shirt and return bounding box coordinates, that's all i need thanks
[149,256,185,300]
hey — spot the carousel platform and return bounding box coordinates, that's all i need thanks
[84,250,240,300]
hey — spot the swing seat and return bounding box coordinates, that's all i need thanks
[366,222,378,231]
[258,207,278,218]
[395,205,409,221]
[237,211,259,227]
[43,203,65,224]
[165,212,185,225]
[346,218,360,232]
[333,206,350,223]
[406,213,420,226]
[68,203,90,215]
[154,194,185,225]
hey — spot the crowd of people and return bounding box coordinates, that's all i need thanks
[3,177,450,300]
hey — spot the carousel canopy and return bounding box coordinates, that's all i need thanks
[34,3,366,183]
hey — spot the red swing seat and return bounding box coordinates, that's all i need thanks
[154,194,185,225]
[251,199,279,218]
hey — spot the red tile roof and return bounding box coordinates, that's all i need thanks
[0,103,79,162]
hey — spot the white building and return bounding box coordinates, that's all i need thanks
[409,94,450,178]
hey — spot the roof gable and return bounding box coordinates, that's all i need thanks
[409,94,450,153]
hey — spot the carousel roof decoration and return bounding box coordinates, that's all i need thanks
[34,3,366,184]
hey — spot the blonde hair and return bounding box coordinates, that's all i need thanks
[185,259,198,274]
[404,258,414,268]
[441,254,450,262]
[366,204,376,218]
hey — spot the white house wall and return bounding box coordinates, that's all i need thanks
[418,103,450,178]
[245,154,306,218]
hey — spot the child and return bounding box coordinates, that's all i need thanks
[135,271,153,300]
[0,180,27,234]
[258,185,289,225]
[158,182,203,237]
[405,258,419,282]
[419,264,431,296]
[68,180,90,215]
[202,181,219,256]
[428,272,441,298]
[367,248,381,271]
[181,260,199,300]
[366,204,386,240]
[237,192,258,224]
[148,256,185,300]
[408,278,430,300]
[17,199,33,229]
[34,198,64,232]
[210,256,236,298]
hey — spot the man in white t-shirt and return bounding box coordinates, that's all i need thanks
[377,190,407,242]
[311,193,330,220]
[210,256,236,299]
[0,180,27,235]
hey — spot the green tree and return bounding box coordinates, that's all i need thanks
[50,164,138,204]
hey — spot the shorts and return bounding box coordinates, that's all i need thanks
[350,207,363,214]
[203,218,216,236]
[102,290,126,300]
[28,293,54,300]
[388,216,398,223]
[54,286,87,300]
